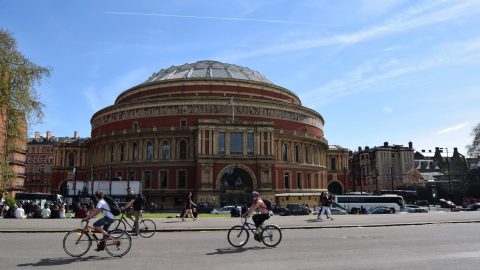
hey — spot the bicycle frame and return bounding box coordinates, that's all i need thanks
[115,210,143,230]
[81,220,114,246]
[240,217,261,233]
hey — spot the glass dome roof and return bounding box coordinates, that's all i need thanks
[145,60,272,84]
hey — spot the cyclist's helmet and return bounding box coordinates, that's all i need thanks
[252,191,260,197]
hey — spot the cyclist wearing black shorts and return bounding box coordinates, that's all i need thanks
[243,191,270,239]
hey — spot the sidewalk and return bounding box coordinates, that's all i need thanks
[2,211,480,233]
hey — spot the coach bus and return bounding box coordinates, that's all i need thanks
[334,194,405,214]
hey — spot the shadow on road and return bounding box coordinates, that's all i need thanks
[206,246,267,255]
[17,256,114,267]
[305,218,323,223]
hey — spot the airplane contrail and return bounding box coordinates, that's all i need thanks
[105,11,347,27]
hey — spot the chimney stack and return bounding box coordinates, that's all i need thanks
[384,141,389,147]
[46,131,52,141]
[74,131,78,140]
[408,141,413,149]
[34,131,40,141]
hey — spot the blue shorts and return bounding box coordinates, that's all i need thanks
[93,216,115,231]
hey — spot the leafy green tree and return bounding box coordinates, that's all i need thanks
[467,123,480,158]
[0,29,50,190]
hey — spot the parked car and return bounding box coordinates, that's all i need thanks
[439,199,456,208]
[286,204,310,215]
[210,205,237,215]
[311,207,348,215]
[272,205,291,216]
[415,200,429,206]
[461,203,480,211]
[400,207,429,213]
[196,202,214,213]
[368,206,395,214]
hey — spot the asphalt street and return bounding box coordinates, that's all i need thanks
[2,222,480,270]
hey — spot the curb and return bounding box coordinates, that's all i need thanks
[2,219,480,233]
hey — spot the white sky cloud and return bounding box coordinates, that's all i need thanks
[220,0,480,61]
[436,122,470,135]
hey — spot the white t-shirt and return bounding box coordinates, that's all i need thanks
[15,207,27,219]
[41,207,51,218]
[97,199,115,219]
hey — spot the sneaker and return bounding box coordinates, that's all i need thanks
[253,234,262,242]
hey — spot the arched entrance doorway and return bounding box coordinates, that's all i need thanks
[328,181,343,195]
[218,166,255,206]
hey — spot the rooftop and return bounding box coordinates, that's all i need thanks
[144,60,272,84]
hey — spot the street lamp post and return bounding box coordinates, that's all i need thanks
[440,147,452,202]
[375,167,379,194]
[342,167,348,194]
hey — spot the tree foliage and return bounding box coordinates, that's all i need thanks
[467,123,480,158]
[0,29,50,190]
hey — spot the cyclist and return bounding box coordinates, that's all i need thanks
[243,191,269,241]
[121,187,143,235]
[82,191,115,251]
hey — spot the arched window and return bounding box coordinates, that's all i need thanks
[132,142,138,161]
[67,152,75,168]
[162,140,170,160]
[305,146,310,164]
[282,144,288,162]
[331,157,337,171]
[146,141,153,160]
[179,140,187,159]
[295,144,301,163]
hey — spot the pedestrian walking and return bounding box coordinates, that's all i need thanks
[320,193,334,221]
[182,192,196,221]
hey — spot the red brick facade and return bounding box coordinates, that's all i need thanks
[51,61,332,208]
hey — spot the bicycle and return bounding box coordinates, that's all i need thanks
[63,220,132,257]
[112,210,156,238]
[227,216,282,247]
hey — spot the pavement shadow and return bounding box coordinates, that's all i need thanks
[305,218,323,223]
[162,220,186,224]
[17,256,114,267]
[206,246,267,255]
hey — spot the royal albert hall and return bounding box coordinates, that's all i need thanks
[89,60,329,208]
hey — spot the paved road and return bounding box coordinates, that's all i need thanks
[2,222,480,270]
[1,211,480,232]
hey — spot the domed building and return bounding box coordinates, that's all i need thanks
[87,60,329,208]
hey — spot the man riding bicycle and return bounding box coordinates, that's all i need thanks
[243,191,270,241]
[82,191,115,251]
[121,187,143,236]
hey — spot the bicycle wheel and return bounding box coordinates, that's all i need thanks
[227,225,249,247]
[261,225,282,247]
[63,229,92,257]
[139,219,156,238]
[113,218,126,232]
[105,229,132,257]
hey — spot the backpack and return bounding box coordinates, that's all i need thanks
[103,195,121,216]
[133,193,147,210]
[263,199,273,211]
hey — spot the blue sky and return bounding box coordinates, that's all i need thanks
[2,0,479,156]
